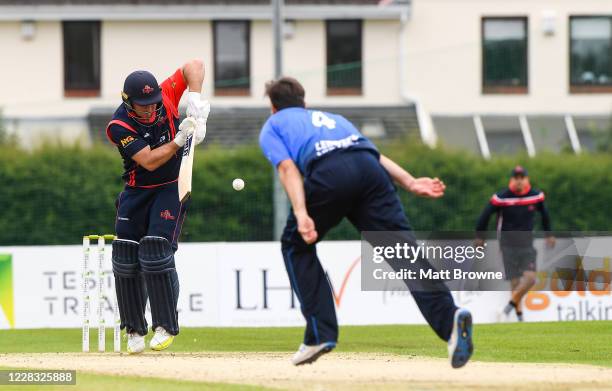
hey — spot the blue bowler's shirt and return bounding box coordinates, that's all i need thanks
[259,107,378,175]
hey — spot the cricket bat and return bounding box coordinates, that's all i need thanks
[178,122,196,202]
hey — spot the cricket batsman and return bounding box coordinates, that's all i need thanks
[259,77,473,368]
[105,60,210,353]
[476,166,555,321]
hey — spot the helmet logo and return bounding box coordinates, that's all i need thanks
[142,85,154,94]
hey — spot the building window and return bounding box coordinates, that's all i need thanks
[63,21,100,97]
[326,20,362,95]
[482,17,528,94]
[214,21,250,96]
[570,16,612,93]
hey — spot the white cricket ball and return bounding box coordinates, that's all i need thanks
[232,178,245,191]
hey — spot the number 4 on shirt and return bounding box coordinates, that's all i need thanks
[312,111,336,129]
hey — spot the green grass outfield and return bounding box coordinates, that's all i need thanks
[2,322,612,366]
[1,322,612,390]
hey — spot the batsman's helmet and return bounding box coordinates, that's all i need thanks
[121,70,163,126]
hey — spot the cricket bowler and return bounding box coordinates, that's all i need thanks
[105,60,210,353]
[258,77,473,368]
[476,165,555,321]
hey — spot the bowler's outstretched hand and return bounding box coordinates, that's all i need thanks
[409,177,446,198]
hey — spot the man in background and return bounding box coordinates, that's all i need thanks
[476,166,555,321]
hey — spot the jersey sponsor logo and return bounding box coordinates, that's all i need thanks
[160,209,176,221]
[151,130,170,149]
[120,135,136,147]
[142,85,154,94]
[315,135,359,157]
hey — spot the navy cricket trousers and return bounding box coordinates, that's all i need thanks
[281,150,457,345]
[115,181,189,251]
[114,181,189,313]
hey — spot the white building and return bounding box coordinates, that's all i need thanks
[0,0,610,155]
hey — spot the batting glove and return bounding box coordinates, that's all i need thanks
[193,101,210,145]
[174,117,197,147]
[186,92,210,121]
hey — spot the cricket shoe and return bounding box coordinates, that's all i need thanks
[126,332,145,354]
[149,327,175,351]
[291,342,336,366]
[448,308,473,369]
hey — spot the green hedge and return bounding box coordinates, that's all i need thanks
[0,141,610,245]
[0,144,273,245]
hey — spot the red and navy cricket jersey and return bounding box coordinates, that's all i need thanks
[476,186,552,246]
[106,68,187,188]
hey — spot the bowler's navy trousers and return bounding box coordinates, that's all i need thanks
[281,149,457,345]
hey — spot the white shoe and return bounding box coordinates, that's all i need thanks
[149,326,175,351]
[126,332,145,354]
[291,342,336,366]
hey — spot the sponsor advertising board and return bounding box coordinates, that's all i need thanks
[0,239,610,329]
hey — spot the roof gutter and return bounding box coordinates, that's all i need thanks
[0,4,409,21]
